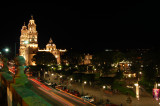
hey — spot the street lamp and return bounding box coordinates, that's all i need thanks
[101,85,106,101]
[5,48,9,52]
[58,75,63,85]
[1,48,10,56]
[67,78,73,89]
[134,82,140,100]
[82,81,87,96]
[103,86,106,89]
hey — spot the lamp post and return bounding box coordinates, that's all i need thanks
[1,48,10,58]
[82,81,87,96]
[134,82,140,100]
[15,42,17,57]
[58,75,62,85]
[67,78,73,89]
[5,48,9,52]
[101,86,106,102]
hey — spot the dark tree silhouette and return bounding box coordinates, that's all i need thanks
[32,52,56,65]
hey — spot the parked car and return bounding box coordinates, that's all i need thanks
[45,81,52,86]
[73,90,80,97]
[56,85,63,90]
[81,95,94,103]
[51,83,57,88]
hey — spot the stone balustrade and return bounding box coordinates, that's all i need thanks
[0,56,51,106]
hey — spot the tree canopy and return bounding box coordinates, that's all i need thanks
[32,52,56,65]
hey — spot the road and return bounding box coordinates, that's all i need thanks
[29,78,94,106]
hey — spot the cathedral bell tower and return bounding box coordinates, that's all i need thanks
[27,16,38,66]
[19,22,28,61]
[19,16,38,66]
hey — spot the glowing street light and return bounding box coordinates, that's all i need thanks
[134,82,139,100]
[139,72,142,75]
[103,86,106,89]
[4,48,9,53]
[82,81,87,96]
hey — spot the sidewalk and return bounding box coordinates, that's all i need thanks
[71,83,159,106]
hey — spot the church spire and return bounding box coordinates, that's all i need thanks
[49,37,53,44]
[31,15,34,20]
[22,22,27,30]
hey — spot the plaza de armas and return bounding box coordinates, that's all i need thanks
[1,17,160,105]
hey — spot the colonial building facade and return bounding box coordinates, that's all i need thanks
[19,16,66,66]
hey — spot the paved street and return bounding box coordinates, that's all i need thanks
[71,83,160,106]
[29,78,94,106]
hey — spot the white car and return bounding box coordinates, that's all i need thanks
[45,82,52,86]
[81,95,94,103]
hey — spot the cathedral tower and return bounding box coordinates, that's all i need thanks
[19,16,38,66]
[20,16,66,66]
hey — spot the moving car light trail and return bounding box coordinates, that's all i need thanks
[29,78,95,106]
[29,78,74,106]
[38,87,74,106]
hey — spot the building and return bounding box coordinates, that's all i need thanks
[83,54,92,65]
[39,38,67,64]
[19,16,66,66]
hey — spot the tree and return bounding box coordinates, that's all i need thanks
[32,52,56,65]
[126,49,142,78]
[91,51,115,75]
[112,51,126,64]
[142,65,157,84]
[141,49,160,84]
[61,50,82,65]
[115,70,123,79]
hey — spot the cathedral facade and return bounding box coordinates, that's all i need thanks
[19,16,66,66]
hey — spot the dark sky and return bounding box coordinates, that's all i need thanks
[0,2,159,55]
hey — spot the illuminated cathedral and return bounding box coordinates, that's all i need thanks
[19,16,66,66]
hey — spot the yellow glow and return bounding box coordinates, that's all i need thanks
[128,74,131,78]
[134,83,138,86]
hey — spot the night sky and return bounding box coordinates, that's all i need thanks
[0,2,159,55]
